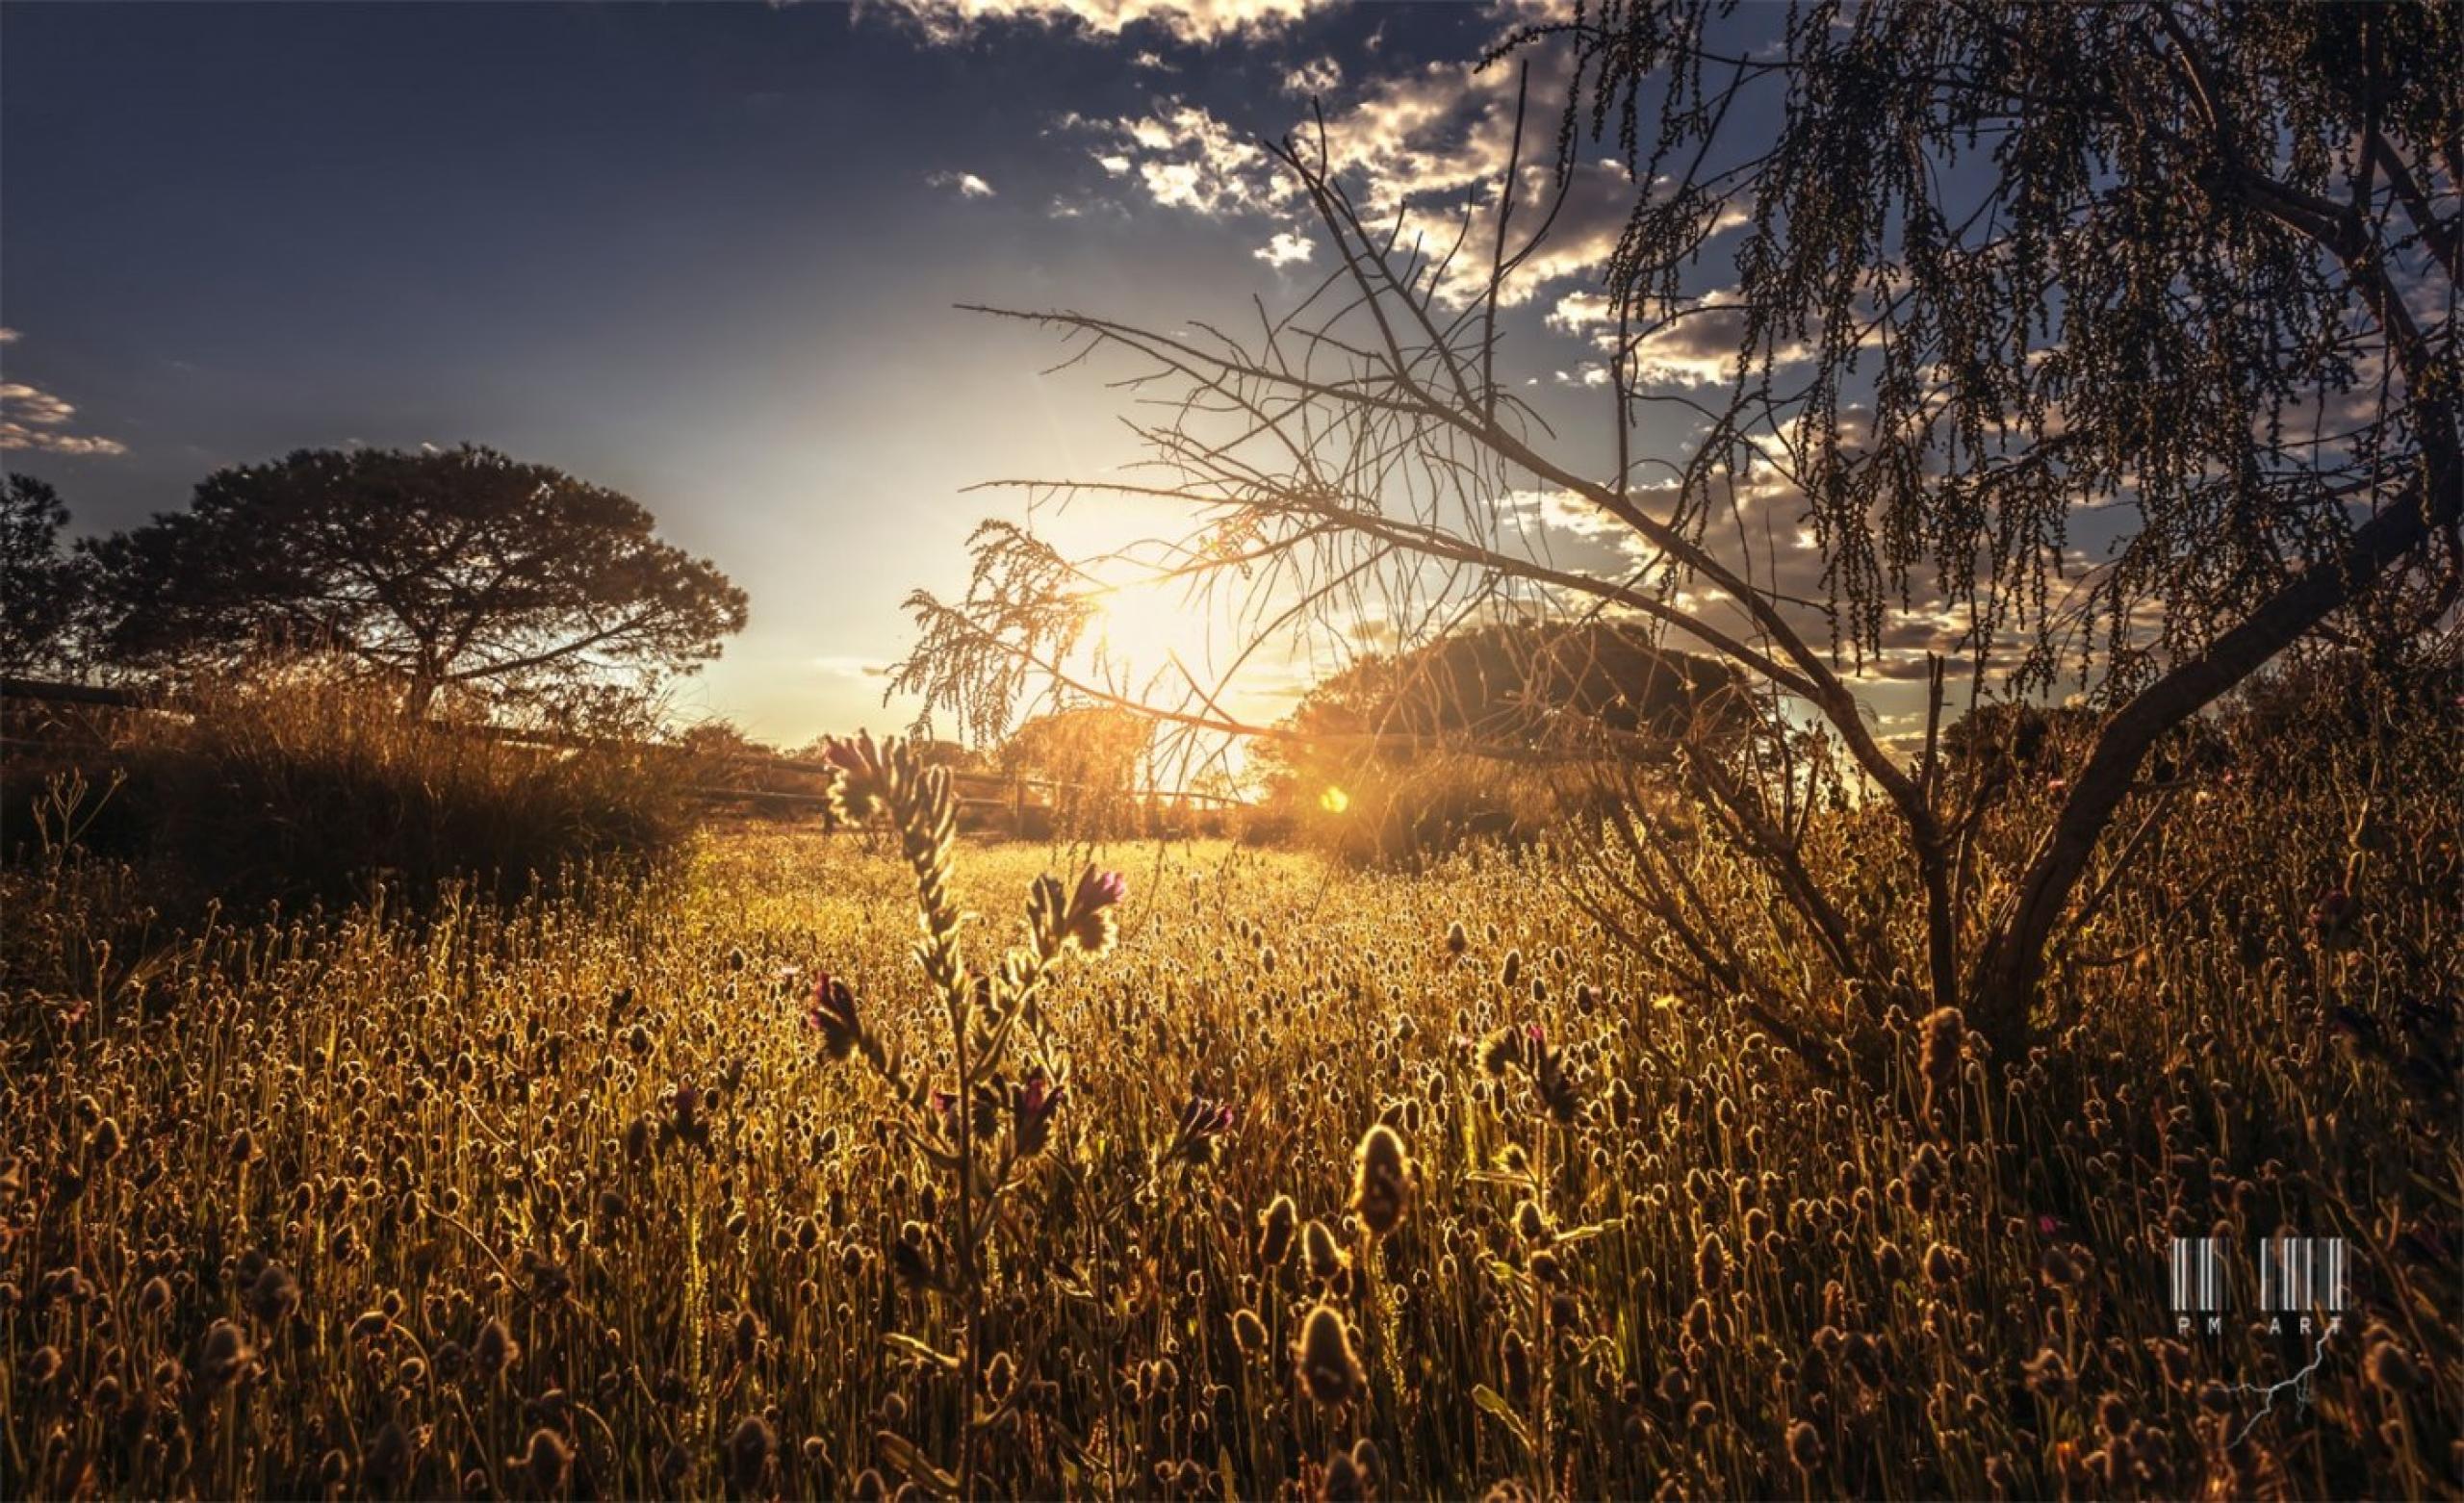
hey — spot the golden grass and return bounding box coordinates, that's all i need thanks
[2,734,2456,1497]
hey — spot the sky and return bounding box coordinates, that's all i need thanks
[3,0,1875,751]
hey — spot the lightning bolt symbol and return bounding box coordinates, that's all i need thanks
[2221,1318,2341,1446]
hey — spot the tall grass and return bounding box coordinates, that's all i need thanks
[0,685,2453,1498]
[3,675,692,911]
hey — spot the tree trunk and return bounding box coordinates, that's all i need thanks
[1969,458,2460,1061]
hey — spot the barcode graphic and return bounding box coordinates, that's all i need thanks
[2258,1236,2347,1312]
[2170,1236,2227,1312]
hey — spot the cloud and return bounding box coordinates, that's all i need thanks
[1552,283,1814,390]
[1280,55,1341,96]
[878,0,1330,45]
[1087,101,1276,216]
[0,327,19,344]
[927,169,997,198]
[1067,51,1665,309]
[0,380,128,457]
[1253,229,1314,267]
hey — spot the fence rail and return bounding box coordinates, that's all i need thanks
[0,675,1245,821]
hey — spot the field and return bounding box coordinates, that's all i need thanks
[4,714,2456,1502]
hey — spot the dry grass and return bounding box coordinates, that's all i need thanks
[2,675,693,912]
[1,715,2455,1498]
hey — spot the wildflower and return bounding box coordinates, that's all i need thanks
[365,1420,413,1491]
[1918,1006,1964,1105]
[1349,1123,1414,1237]
[1065,866,1128,955]
[511,1428,570,1496]
[2309,887,2361,949]
[473,1316,522,1381]
[248,1263,300,1326]
[198,1319,256,1387]
[1168,1094,1236,1166]
[1294,1303,1364,1406]
[821,733,886,822]
[1256,1194,1297,1267]
[1302,1219,1348,1284]
[726,1414,775,1495]
[805,975,863,1061]
[1011,1071,1065,1156]
[1232,1308,1269,1355]
[1514,1199,1549,1244]
[1445,920,1468,955]
[1786,1419,1825,1472]
[1695,1231,1729,1292]
[2023,1346,2073,1399]
[2364,1338,2421,1393]
[1321,1445,1366,1501]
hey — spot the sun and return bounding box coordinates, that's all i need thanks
[1083,575,1226,688]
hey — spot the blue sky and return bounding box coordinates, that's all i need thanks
[4,1,1834,746]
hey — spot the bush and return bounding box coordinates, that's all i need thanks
[3,674,691,909]
[1265,752,1598,867]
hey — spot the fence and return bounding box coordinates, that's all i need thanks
[0,675,1244,829]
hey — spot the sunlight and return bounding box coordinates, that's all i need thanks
[1319,784,1351,814]
[1083,574,1225,690]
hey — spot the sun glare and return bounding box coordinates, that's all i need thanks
[1319,784,1350,814]
[1085,576,1224,687]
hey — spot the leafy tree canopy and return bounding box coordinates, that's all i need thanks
[1,472,88,676]
[87,446,748,715]
[1269,622,1749,766]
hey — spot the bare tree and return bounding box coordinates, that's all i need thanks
[898,1,2457,1070]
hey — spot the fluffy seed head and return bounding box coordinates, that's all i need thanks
[1294,1303,1364,1407]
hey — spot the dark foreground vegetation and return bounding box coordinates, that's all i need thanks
[1,656,2453,1500]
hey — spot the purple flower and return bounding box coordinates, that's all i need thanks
[1169,1093,1236,1166]
[1064,866,1127,955]
[1014,1072,1065,1156]
[806,974,863,1060]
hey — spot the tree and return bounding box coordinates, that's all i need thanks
[88,446,748,716]
[1000,705,1152,837]
[1,473,90,676]
[899,2,2457,1067]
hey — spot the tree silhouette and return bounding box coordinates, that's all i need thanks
[88,446,748,716]
[900,2,2456,1065]
[1,473,90,676]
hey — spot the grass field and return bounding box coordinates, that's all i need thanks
[4,769,2456,1498]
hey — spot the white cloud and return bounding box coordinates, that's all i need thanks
[1067,53,1656,309]
[927,169,997,198]
[0,380,127,457]
[1253,229,1314,267]
[879,0,1329,45]
[1089,101,1276,216]
[1280,55,1341,96]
